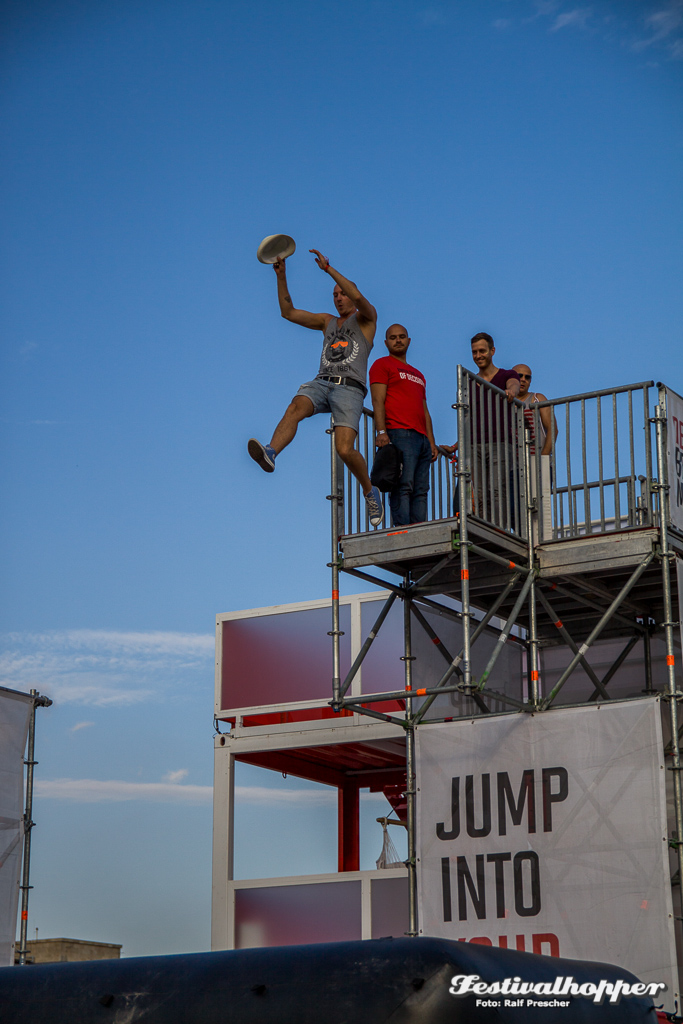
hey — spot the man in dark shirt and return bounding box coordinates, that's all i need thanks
[470,332,520,406]
[442,333,521,528]
[469,332,520,528]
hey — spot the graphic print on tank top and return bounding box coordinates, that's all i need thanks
[320,321,360,371]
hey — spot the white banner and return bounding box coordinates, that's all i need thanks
[0,688,32,966]
[667,387,683,532]
[417,699,678,1009]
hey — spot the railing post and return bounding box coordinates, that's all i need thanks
[524,428,540,706]
[402,580,418,937]
[455,366,472,692]
[328,423,343,710]
[654,388,683,892]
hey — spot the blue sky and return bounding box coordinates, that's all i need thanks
[1,0,681,956]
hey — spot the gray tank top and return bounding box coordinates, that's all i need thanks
[317,313,372,387]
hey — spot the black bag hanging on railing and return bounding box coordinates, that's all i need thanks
[370,444,402,491]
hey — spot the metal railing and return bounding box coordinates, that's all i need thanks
[334,375,659,544]
[335,408,458,536]
[459,370,528,539]
[532,381,656,540]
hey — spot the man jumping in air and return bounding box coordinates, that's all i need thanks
[248,248,384,527]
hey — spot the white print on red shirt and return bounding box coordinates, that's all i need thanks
[399,371,425,387]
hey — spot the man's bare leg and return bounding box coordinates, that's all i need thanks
[334,426,372,494]
[248,395,314,472]
[270,396,315,454]
[335,425,383,526]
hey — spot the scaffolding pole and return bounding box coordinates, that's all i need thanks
[477,571,535,692]
[587,635,640,703]
[540,550,656,709]
[524,427,541,705]
[455,365,472,692]
[536,589,612,702]
[402,579,418,937]
[654,388,683,892]
[338,591,398,701]
[329,425,343,710]
[408,603,490,715]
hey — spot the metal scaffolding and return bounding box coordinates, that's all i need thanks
[329,371,683,938]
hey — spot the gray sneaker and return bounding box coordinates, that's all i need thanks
[248,438,276,472]
[365,485,384,528]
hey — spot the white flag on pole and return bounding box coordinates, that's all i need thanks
[0,688,32,966]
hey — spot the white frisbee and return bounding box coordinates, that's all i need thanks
[256,234,296,264]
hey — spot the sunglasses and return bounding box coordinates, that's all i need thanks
[518,373,532,380]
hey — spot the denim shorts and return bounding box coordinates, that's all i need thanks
[295,376,366,432]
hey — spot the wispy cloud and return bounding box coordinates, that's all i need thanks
[0,419,60,427]
[518,0,683,60]
[529,0,562,17]
[493,18,512,30]
[550,7,592,32]
[236,787,385,806]
[70,721,95,733]
[0,629,214,707]
[419,7,448,26]
[632,1,683,57]
[35,778,213,804]
[19,341,37,358]
[237,785,335,806]
[34,779,388,806]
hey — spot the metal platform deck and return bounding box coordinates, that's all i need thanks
[340,520,682,644]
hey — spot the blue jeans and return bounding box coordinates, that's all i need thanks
[387,429,432,526]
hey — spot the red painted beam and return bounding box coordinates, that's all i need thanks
[337,780,360,872]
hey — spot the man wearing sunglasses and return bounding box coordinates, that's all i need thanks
[248,248,384,527]
[514,363,558,540]
[513,364,558,456]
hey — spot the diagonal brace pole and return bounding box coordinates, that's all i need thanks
[477,570,536,692]
[409,602,461,673]
[409,552,457,594]
[467,542,527,573]
[340,565,405,595]
[341,702,407,729]
[410,595,466,624]
[337,591,398,704]
[536,589,612,701]
[413,572,523,721]
[409,603,490,715]
[587,635,640,702]
[540,580,646,635]
[485,687,533,711]
[540,550,656,709]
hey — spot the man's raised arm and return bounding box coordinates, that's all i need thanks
[309,249,377,327]
[274,257,329,331]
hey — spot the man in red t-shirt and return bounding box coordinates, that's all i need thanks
[369,324,437,526]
